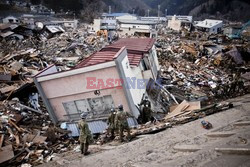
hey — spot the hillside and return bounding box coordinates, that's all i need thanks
[1,0,250,22]
[143,0,250,22]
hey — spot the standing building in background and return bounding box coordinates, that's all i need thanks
[2,16,19,24]
[195,19,223,34]
[167,15,193,32]
[118,20,158,37]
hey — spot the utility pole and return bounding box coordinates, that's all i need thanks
[109,6,111,14]
[133,9,135,15]
[158,5,161,18]
[165,9,168,16]
[147,9,150,17]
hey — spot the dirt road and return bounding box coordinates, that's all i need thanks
[40,94,250,167]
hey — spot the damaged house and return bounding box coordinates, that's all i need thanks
[34,38,159,134]
[195,19,223,34]
[167,15,193,32]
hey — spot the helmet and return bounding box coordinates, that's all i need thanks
[80,112,88,119]
[118,104,123,111]
[110,108,115,113]
[145,96,148,100]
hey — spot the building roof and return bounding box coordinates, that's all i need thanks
[76,50,118,68]
[3,16,18,19]
[0,31,14,38]
[106,38,155,52]
[166,15,193,22]
[119,19,157,25]
[46,25,65,33]
[195,19,223,28]
[0,24,18,31]
[102,13,132,17]
[76,38,155,68]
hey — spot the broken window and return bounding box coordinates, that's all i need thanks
[63,95,115,121]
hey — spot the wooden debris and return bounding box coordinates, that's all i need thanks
[0,145,14,163]
[165,100,189,120]
[23,134,47,144]
[0,86,16,94]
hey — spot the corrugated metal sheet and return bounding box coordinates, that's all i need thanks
[66,120,108,137]
[66,123,79,137]
[127,117,138,128]
[67,117,138,137]
[88,120,108,134]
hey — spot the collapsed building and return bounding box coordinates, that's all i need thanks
[167,15,193,32]
[34,38,160,134]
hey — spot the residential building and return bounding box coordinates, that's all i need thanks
[30,4,54,14]
[166,15,193,23]
[93,19,117,32]
[20,14,35,27]
[93,13,137,33]
[118,20,158,37]
[141,17,167,22]
[102,13,137,21]
[167,15,192,32]
[0,24,20,39]
[50,20,78,29]
[34,38,159,126]
[2,16,19,24]
[195,19,223,34]
[224,25,242,37]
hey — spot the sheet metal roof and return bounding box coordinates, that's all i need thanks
[75,50,117,68]
[102,13,132,17]
[66,118,138,137]
[119,20,157,25]
[0,31,14,38]
[76,38,155,68]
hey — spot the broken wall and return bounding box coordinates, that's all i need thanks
[168,19,182,31]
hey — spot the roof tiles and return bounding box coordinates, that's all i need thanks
[76,38,155,68]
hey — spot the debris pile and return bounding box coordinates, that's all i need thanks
[156,35,250,104]
[0,97,77,166]
[0,25,109,166]
[0,93,98,166]
[0,25,108,72]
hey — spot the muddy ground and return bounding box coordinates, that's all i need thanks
[39,94,250,167]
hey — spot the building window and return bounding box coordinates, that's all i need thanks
[63,95,115,121]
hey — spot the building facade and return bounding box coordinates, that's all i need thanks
[34,38,159,124]
[195,19,223,34]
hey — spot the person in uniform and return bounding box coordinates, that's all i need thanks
[139,96,152,124]
[107,108,116,139]
[115,104,131,142]
[78,112,92,155]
